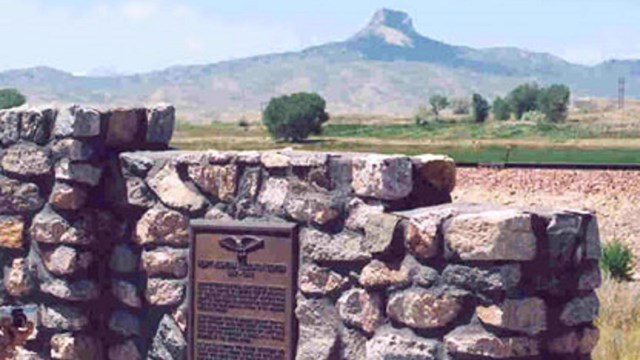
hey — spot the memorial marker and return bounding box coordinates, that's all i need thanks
[189,220,298,360]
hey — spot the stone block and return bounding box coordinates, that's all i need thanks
[109,310,141,337]
[55,159,103,186]
[188,163,238,202]
[105,108,146,147]
[146,279,185,306]
[147,315,186,360]
[258,177,289,213]
[344,198,384,231]
[359,259,411,290]
[0,175,45,214]
[444,324,539,358]
[352,154,412,200]
[39,304,89,331]
[50,182,88,210]
[442,264,521,293]
[477,297,547,335]
[54,105,102,138]
[295,298,340,360]
[109,341,141,360]
[124,176,157,208]
[0,216,25,249]
[1,143,51,177]
[50,333,102,360]
[411,154,456,193]
[112,279,142,308]
[387,287,463,329]
[146,104,175,145]
[20,109,55,144]
[147,163,207,213]
[363,213,400,255]
[40,278,99,302]
[141,247,189,278]
[51,138,96,161]
[366,327,440,360]
[301,228,371,263]
[299,263,348,296]
[30,210,95,245]
[135,206,189,246]
[4,257,34,297]
[0,111,20,146]
[110,244,139,273]
[42,246,92,276]
[337,288,383,334]
[284,180,340,226]
[560,293,599,326]
[444,209,537,261]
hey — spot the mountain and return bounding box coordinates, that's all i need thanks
[0,8,637,122]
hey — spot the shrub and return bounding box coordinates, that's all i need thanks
[537,84,571,123]
[414,105,431,125]
[601,240,634,282]
[262,92,329,142]
[471,93,490,123]
[429,95,449,117]
[237,117,250,131]
[0,88,26,110]
[451,97,470,115]
[492,97,511,121]
[521,110,547,123]
[506,83,541,119]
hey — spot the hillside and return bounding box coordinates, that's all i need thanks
[0,8,638,122]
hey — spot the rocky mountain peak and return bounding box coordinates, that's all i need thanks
[351,8,418,47]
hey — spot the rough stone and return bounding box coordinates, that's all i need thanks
[301,228,371,263]
[4,258,34,297]
[188,163,238,202]
[120,153,154,176]
[172,300,188,333]
[258,177,289,214]
[0,111,20,146]
[135,207,189,246]
[344,198,384,231]
[40,278,99,302]
[0,175,44,214]
[42,246,92,276]
[260,152,291,169]
[20,109,55,144]
[402,256,440,288]
[110,244,139,273]
[579,327,600,354]
[50,333,102,360]
[295,298,340,360]
[578,263,602,290]
[147,163,207,213]
[442,264,521,293]
[204,207,233,221]
[30,210,95,245]
[145,279,185,306]
[403,215,445,260]
[108,341,141,360]
[444,324,539,358]
[141,247,188,278]
[55,159,103,186]
[387,287,463,329]
[50,182,88,210]
[105,108,145,147]
[585,217,601,260]
[412,154,456,193]
[146,105,175,145]
[51,139,95,161]
[547,331,580,354]
[109,310,141,337]
[284,181,340,226]
[0,216,25,249]
[299,263,348,296]
[54,105,101,138]
[545,212,583,268]
[112,279,142,308]
[363,213,400,255]
[359,259,411,289]
[337,288,383,334]
[366,327,440,360]
[124,177,156,208]
[1,143,52,177]
[352,154,412,200]
[147,315,187,360]
[339,327,367,360]
[560,293,599,326]
[477,298,547,335]
[39,304,89,331]
[444,210,537,261]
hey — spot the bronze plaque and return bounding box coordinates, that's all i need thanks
[189,220,298,360]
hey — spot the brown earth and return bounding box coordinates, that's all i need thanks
[453,168,640,275]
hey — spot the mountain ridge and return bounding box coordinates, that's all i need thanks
[0,8,637,121]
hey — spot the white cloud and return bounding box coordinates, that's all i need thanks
[121,1,158,21]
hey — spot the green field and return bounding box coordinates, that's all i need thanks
[172,120,640,164]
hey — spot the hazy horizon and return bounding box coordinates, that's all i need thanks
[1,0,639,75]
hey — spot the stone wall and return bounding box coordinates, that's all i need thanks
[0,105,601,360]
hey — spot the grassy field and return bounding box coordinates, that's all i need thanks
[173,116,640,164]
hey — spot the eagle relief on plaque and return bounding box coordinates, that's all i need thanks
[189,220,298,360]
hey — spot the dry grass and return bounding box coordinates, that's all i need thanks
[594,276,640,360]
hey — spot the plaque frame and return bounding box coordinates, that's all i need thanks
[188,219,299,360]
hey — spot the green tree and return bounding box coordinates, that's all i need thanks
[262,92,329,142]
[492,97,511,121]
[506,83,540,119]
[0,89,26,110]
[471,93,490,123]
[537,84,571,123]
[428,95,449,117]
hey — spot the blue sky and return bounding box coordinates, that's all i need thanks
[1,0,638,74]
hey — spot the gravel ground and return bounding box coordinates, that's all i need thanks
[453,167,640,276]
